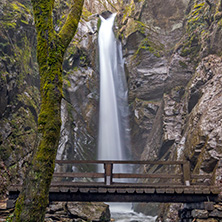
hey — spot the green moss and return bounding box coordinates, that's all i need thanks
[13,195,25,222]
[6,212,14,222]
[179,0,211,61]
[0,145,11,161]
[179,60,188,68]
[122,0,135,23]
[97,17,101,32]
[11,2,30,14]
[82,6,92,21]
[134,37,164,58]
[2,1,31,30]
[135,21,147,34]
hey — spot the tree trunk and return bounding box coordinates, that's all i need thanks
[12,0,84,221]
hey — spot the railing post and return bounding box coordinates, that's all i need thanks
[104,163,113,185]
[182,161,191,186]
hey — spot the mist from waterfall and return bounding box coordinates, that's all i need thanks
[98,13,130,173]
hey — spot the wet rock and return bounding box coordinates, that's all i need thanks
[128,53,168,101]
[182,55,222,175]
[67,202,110,222]
[163,89,185,144]
[191,209,209,219]
[209,209,222,218]
[45,202,110,222]
[196,219,218,222]
[130,98,160,158]
[56,67,99,173]
[100,11,112,19]
[215,204,222,211]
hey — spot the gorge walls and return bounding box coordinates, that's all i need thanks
[0,0,222,220]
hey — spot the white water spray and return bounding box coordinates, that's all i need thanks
[98,13,130,173]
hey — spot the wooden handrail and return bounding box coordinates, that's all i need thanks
[53,160,214,186]
[55,160,186,165]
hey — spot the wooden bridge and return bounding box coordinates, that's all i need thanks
[8,160,220,206]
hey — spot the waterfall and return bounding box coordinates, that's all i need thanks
[98,13,130,173]
[97,14,157,222]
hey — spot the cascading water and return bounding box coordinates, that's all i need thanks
[98,13,130,174]
[97,13,157,222]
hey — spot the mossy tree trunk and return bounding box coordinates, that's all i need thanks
[12,0,84,221]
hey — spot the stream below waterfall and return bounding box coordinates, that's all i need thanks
[109,203,157,222]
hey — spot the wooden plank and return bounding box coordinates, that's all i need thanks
[182,161,191,185]
[117,189,126,193]
[59,187,69,192]
[49,182,204,189]
[126,188,135,193]
[202,188,210,194]
[145,188,155,194]
[55,160,186,165]
[98,188,107,193]
[54,172,104,178]
[211,187,220,194]
[113,173,182,179]
[79,188,89,193]
[166,188,174,194]
[175,188,183,194]
[104,163,113,185]
[191,174,212,179]
[50,187,60,192]
[70,188,78,192]
[107,188,116,193]
[184,188,194,194]
[136,189,144,194]
[156,188,166,194]
[194,188,203,194]
[89,188,98,193]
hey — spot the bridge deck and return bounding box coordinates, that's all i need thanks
[8,183,220,203]
[7,160,221,206]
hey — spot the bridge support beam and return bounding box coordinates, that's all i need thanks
[104,163,113,185]
[182,161,191,186]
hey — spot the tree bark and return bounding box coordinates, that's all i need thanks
[11,0,84,221]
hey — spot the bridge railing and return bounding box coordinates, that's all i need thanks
[54,160,214,186]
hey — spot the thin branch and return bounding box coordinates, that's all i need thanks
[58,0,84,49]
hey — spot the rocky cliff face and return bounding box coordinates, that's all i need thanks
[1,0,222,220]
[0,0,39,195]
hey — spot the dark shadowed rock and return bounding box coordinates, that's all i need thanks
[45,202,110,222]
